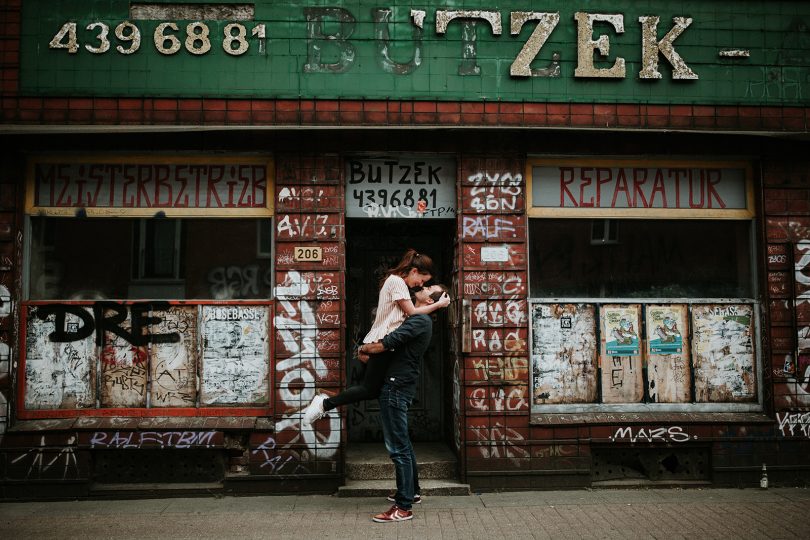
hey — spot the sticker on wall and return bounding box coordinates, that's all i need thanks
[530,303,597,405]
[602,305,641,356]
[646,305,684,355]
[691,304,756,402]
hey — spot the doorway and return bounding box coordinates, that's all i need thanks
[345,218,455,443]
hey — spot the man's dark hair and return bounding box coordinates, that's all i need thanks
[429,283,450,303]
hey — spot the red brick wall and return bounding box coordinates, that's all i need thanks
[249,154,346,477]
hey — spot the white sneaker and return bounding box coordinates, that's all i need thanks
[302,394,328,426]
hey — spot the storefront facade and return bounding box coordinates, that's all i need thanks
[1,0,809,497]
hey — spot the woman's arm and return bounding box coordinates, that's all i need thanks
[396,293,450,316]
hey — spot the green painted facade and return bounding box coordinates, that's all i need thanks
[19,0,810,105]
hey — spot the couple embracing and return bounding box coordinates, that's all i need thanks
[301,249,451,523]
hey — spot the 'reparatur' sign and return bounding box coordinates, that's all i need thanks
[345,157,456,219]
[529,159,753,218]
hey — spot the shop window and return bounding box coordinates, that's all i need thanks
[528,219,759,411]
[530,219,753,299]
[28,217,273,300]
[21,155,274,416]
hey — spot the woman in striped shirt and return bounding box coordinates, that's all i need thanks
[302,248,450,426]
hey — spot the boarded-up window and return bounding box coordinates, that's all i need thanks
[21,302,270,412]
[529,302,757,409]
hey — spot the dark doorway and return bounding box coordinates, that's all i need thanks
[345,218,454,442]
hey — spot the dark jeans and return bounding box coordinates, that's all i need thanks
[378,382,420,510]
[323,350,393,411]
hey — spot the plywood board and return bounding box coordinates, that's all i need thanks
[150,306,198,407]
[600,305,644,403]
[531,303,597,406]
[100,311,147,408]
[24,306,95,409]
[692,304,756,402]
[200,305,270,405]
[645,305,691,403]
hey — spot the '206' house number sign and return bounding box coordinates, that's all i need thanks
[345,157,457,219]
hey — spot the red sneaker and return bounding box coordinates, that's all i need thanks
[372,504,413,523]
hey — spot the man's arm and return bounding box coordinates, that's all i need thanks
[359,315,431,358]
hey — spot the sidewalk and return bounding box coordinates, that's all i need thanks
[2,487,808,539]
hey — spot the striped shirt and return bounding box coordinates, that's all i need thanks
[363,274,411,343]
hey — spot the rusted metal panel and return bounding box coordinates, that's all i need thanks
[24,306,95,409]
[645,304,691,403]
[276,185,342,213]
[101,312,147,408]
[462,242,527,268]
[275,213,343,241]
[200,305,270,405]
[768,271,790,298]
[470,298,528,328]
[692,304,756,402]
[274,271,340,300]
[600,305,644,404]
[465,385,529,413]
[275,242,342,269]
[767,243,789,270]
[150,306,198,408]
[274,327,341,359]
[461,185,525,214]
[463,270,527,297]
[471,327,527,355]
[460,215,526,242]
[465,356,529,384]
[530,303,597,405]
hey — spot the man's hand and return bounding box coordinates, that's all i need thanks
[357,341,386,363]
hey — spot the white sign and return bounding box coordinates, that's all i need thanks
[481,245,509,262]
[530,161,751,218]
[346,157,456,218]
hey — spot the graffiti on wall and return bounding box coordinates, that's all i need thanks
[9,435,79,479]
[24,302,270,410]
[463,172,524,213]
[776,411,810,438]
[609,426,697,443]
[468,420,529,466]
[274,270,340,461]
[251,434,312,475]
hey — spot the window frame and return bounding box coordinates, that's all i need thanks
[526,156,762,414]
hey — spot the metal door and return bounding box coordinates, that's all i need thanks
[345,219,452,442]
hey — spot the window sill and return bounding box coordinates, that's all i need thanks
[530,410,772,425]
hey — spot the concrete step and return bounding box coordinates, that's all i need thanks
[337,479,471,498]
[345,442,458,480]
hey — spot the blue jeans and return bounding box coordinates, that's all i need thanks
[378,382,420,510]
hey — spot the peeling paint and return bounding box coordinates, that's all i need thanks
[639,16,699,80]
[510,12,561,77]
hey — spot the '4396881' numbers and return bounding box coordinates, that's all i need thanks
[48,21,266,56]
